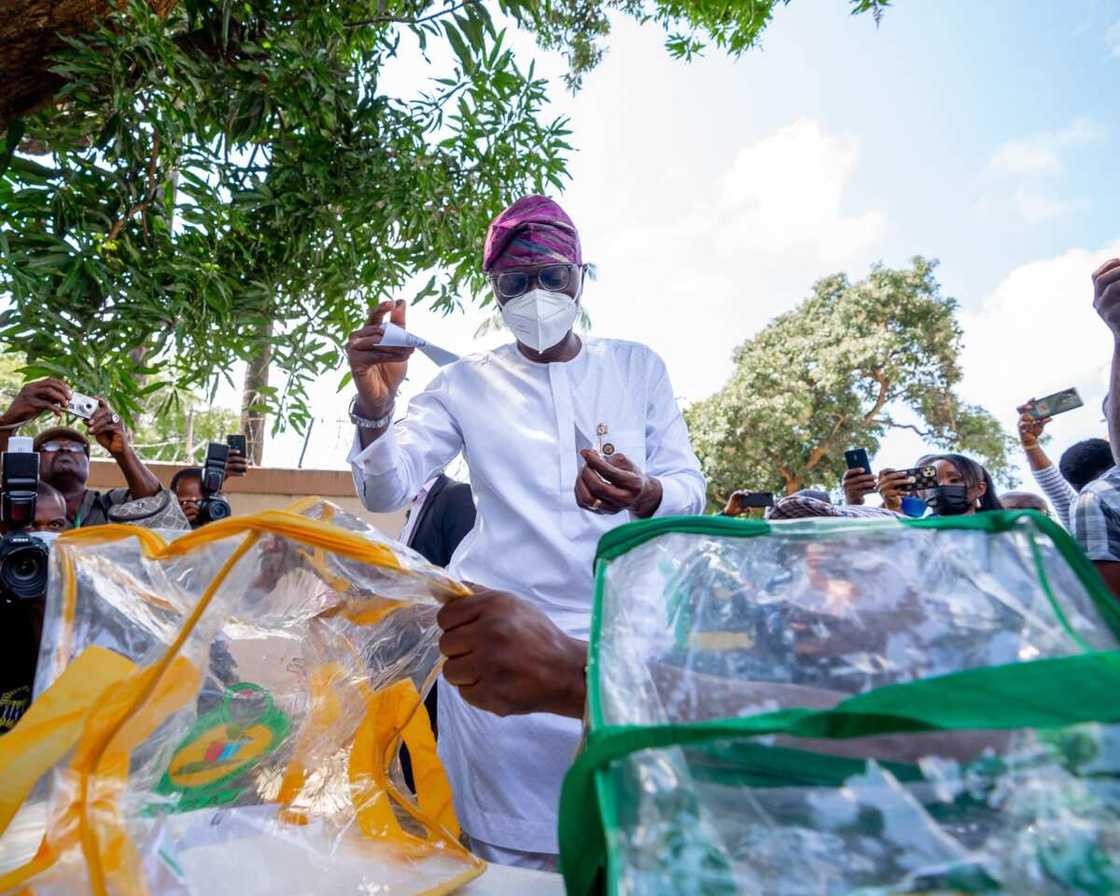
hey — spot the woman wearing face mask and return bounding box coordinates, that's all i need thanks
[878,453,1003,516]
[344,195,706,869]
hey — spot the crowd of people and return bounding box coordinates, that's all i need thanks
[0,380,248,532]
[3,194,1119,872]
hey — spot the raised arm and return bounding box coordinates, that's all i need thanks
[88,398,161,500]
[1017,408,1076,528]
[1093,259,1120,462]
[345,301,463,512]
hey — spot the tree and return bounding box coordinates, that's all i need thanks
[0,348,238,460]
[0,0,889,456]
[685,258,1014,507]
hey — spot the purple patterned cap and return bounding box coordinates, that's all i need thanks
[483,195,582,272]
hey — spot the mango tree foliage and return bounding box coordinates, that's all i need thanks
[0,0,890,443]
[685,258,1014,505]
[0,349,237,459]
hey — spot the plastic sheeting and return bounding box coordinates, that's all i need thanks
[0,499,484,895]
[560,512,1120,895]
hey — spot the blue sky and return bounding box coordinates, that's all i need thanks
[256,0,1120,491]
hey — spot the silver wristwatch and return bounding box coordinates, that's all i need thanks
[349,396,394,430]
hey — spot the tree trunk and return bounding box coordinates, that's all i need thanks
[241,321,272,465]
[1,0,179,132]
[183,406,194,461]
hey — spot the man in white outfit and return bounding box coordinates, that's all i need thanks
[346,195,706,868]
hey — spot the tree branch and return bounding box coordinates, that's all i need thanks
[802,371,894,477]
[776,464,797,494]
[880,417,936,440]
[861,370,892,423]
[805,414,848,473]
[344,0,477,28]
[107,129,161,242]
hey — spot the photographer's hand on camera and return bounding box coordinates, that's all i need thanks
[0,380,71,448]
[226,452,249,478]
[180,499,201,526]
[876,469,914,512]
[86,398,161,501]
[346,300,414,446]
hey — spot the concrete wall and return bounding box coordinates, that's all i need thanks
[87,460,407,538]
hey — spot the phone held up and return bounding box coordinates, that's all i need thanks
[736,492,775,510]
[896,465,938,494]
[1025,387,1084,421]
[226,434,247,457]
[844,448,872,476]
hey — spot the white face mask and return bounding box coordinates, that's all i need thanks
[500,288,579,353]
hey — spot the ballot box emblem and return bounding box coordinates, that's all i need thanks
[155,682,291,812]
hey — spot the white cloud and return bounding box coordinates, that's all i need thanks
[1014,188,1091,222]
[714,119,885,264]
[1107,20,1120,58]
[956,241,1120,484]
[990,117,1105,175]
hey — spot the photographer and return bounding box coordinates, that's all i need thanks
[0,379,162,527]
[170,444,236,529]
[171,468,205,527]
[31,482,68,533]
[878,453,1003,517]
[0,439,52,733]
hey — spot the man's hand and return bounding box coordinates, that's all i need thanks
[437,586,587,718]
[877,468,914,512]
[346,300,413,419]
[575,449,662,518]
[0,378,71,429]
[721,491,746,516]
[1015,404,1050,448]
[227,451,249,477]
[87,398,128,455]
[1093,259,1120,336]
[842,467,877,505]
[180,500,200,525]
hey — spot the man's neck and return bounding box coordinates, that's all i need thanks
[51,478,88,518]
[517,331,581,364]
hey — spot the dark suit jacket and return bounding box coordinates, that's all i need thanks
[406,474,476,568]
[401,475,475,770]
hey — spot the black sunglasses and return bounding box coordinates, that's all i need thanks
[489,264,583,300]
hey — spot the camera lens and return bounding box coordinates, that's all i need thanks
[0,541,48,600]
[207,498,232,521]
[13,554,38,580]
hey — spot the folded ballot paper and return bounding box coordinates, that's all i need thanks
[380,322,459,367]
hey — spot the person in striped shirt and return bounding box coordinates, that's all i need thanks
[1016,408,1112,529]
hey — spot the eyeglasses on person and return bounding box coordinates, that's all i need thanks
[38,441,87,454]
[489,264,584,300]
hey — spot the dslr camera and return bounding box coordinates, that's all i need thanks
[0,437,50,734]
[1,438,49,602]
[197,442,232,525]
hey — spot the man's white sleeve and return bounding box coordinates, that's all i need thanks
[643,354,707,517]
[347,372,464,513]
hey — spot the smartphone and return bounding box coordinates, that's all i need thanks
[736,492,775,510]
[1027,388,1084,420]
[897,465,938,493]
[226,434,248,457]
[67,392,98,420]
[844,448,872,476]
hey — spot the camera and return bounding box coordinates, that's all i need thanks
[197,442,232,525]
[0,437,50,734]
